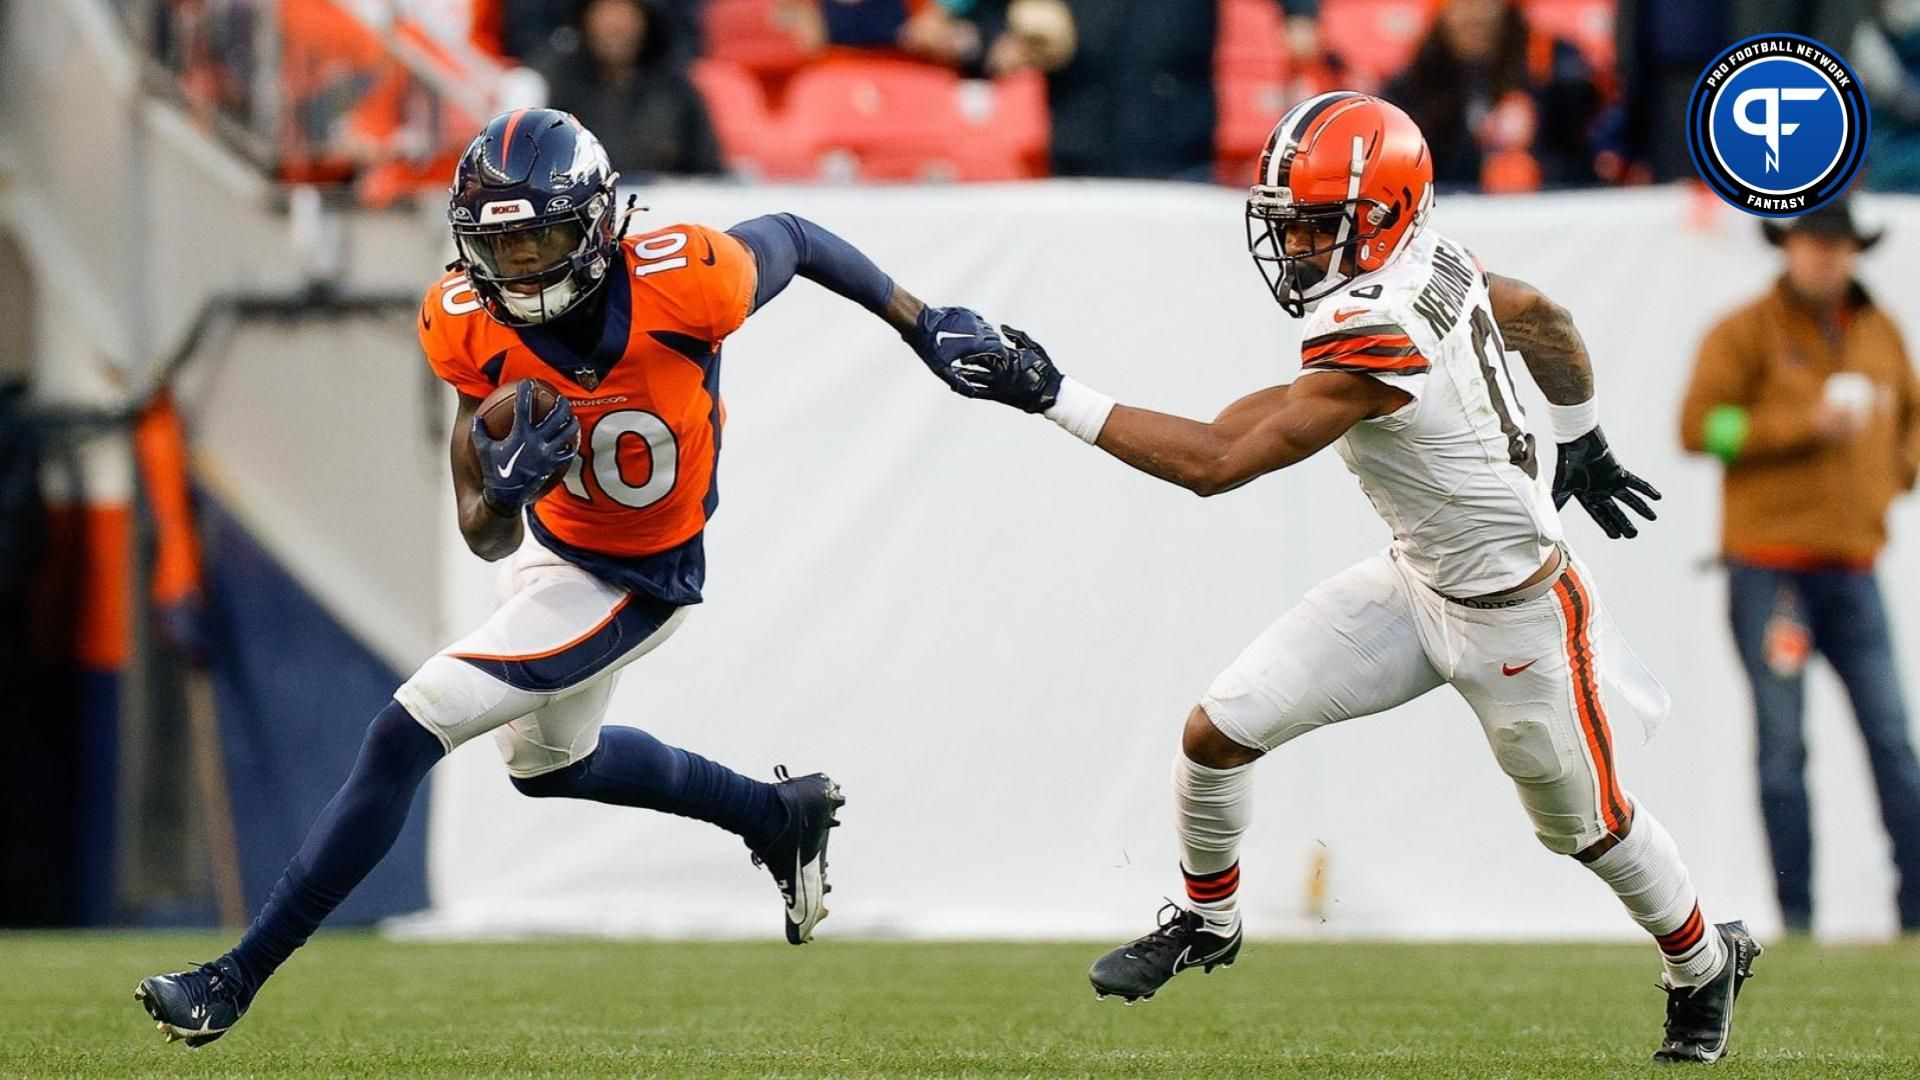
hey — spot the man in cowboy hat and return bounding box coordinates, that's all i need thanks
[1680,194,1920,935]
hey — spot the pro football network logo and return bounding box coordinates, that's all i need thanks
[1687,34,1868,216]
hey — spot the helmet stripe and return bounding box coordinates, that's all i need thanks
[1265,91,1363,188]
[498,108,529,175]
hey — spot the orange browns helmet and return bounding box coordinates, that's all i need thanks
[1247,92,1435,316]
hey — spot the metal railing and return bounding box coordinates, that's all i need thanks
[114,0,509,203]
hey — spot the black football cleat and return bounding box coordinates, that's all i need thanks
[134,957,251,1047]
[750,766,844,944]
[1089,902,1243,1003]
[1652,920,1762,1064]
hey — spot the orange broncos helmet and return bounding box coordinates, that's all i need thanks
[1247,92,1435,316]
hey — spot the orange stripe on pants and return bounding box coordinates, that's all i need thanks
[1553,568,1628,836]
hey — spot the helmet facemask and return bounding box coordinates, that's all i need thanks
[453,190,616,326]
[1246,193,1390,318]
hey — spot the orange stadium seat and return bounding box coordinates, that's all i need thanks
[784,59,1038,181]
[1319,0,1432,89]
[1216,75,1290,180]
[985,70,1051,175]
[1217,0,1289,81]
[704,0,813,85]
[690,58,812,177]
[1523,0,1616,73]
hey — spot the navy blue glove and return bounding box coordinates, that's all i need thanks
[1552,427,1661,539]
[904,305,1007,397]
[472,382,581,514]
[951,326,1063,414]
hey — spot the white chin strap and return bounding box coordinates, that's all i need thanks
[501,272,582,323]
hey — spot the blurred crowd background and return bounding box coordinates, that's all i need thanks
[131,0,1920,205]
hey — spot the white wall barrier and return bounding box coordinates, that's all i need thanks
[403,183,1920,942]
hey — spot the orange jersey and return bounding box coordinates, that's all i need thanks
[420,223,758,603]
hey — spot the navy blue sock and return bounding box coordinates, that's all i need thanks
[226,700,443,998]
[512,726,787,850]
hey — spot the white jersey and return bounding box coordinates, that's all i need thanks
[1296,229,1562,597]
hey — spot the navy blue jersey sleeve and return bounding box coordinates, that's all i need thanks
[726,213,896,316]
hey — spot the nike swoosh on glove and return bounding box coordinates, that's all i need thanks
[473,381,581,513]
[951,326,1063,414]
[905,306,1006,397]
[1552,427,1661,539]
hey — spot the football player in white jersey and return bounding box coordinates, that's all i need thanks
[938,93,1758,1064]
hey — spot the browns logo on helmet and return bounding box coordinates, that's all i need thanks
[1247,92,1436,316]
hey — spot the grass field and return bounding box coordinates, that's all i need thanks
[7,932,1919,1078]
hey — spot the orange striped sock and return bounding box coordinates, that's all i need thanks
[1655,903,1726,985]
[1183,862,1242,935]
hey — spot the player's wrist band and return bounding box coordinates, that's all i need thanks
[1546,397,1599,442]
[1045,377,1116,444]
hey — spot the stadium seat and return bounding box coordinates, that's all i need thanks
[690,59,812,178]
[1217,0,1288,81]
[783,59,1037,181]
[1216,75,1290,180]
[703,0,813,87]
[985,70,1050,175]
[1319,0,1432,89]
[1523,0,1615,73]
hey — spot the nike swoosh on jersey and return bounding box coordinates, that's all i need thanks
[1501,660,1538,676]
[1331,307,1369,324]
[497,443,526,478]
[421,308,433,330]
[701,236,716,266]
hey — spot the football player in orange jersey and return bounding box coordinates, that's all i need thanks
[135,109,1012,1046]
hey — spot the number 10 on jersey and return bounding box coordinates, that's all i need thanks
[559,409,679,510]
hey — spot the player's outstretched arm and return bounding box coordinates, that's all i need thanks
[1487,272,1663,539]
[724,213,1005,394]
[948,327,1404,496]
[1095,375,1403,495]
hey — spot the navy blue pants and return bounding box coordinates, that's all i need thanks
[1727,561,1920,929]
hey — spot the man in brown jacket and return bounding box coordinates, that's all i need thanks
[1680,197,1920,934]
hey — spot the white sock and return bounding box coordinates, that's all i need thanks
[1583,802,1727,986]
[1173,754,1253,936]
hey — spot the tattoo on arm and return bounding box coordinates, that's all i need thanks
[1488,273,1594,405]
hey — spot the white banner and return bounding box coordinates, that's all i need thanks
[413,183,1920,942]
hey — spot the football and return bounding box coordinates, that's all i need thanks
[474,377,578,451]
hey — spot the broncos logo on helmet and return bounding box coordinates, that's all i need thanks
[1246,92,1435,317]
[448,109,623,326]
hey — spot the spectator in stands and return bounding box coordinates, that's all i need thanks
[536,0,724,179]
[1678,198,1920,935]
[501,0,701,62]
[1274,1,1324,73]
[1856,1,1920,191]
[1612,1,1868,183]
[952,0,1072,77]
[964,0,1218,179]
[1610,0,1726,182]
[1382,0,1601,192]
[773,0,991,70]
